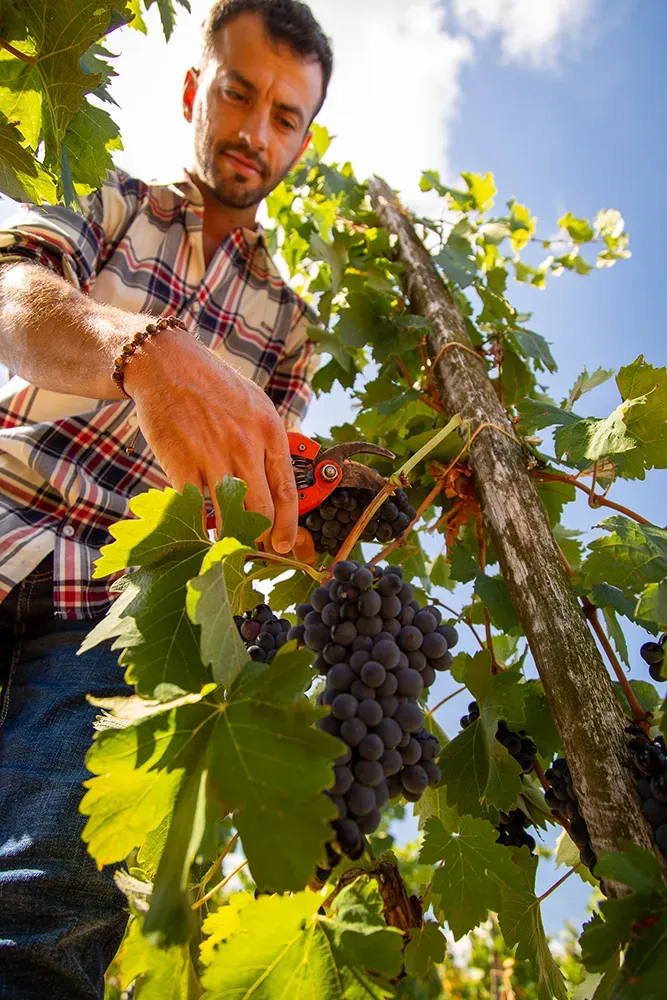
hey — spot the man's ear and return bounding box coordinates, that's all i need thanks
[182,67,199,123]
[296,129,312,162]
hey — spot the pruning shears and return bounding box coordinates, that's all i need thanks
[288,431,395,516]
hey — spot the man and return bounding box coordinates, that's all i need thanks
[0,1,332,996]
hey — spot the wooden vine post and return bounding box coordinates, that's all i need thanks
[368,176,664,889]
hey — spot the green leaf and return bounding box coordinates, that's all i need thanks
[0,110,56,202]
[215,475,271,547]
[200,885,402,998]
[565,367,615,411]
[64,100,122,195]
[429,553,451,589]
[403,921,446,979]
[437,652,525,816]
[82,651,341,902]
[615,357,667,474]
[559,212,595,243]
[126,0,148,33]
[634,581,667,630]
[555,830,597,886]
[613,679,661,718]
[602,606,630,667]
[474,573,521,633]
[433,232,478,289]
[461,171,497,213]
[115,917,200,999]
[511,327,557,373]
[581,517,667,600]
[267,568,315,613]
[186,539,250,689]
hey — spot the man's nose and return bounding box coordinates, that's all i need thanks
[239,104,270,153]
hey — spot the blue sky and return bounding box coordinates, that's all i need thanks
[1,0,664,943]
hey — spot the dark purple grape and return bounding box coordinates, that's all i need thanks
[418,734,441,761]
[413,611,437,634]
[240,619,261,642]
[358,733,385,761]
[275,633,287,649]
[373,631,395,646]
[401,738,422,766]
[398,626,423,652]
[328,794,347,820]
[642,798,667,826]
[422,760,442,786]
[422,606,442,625]
[361,661,386,689]
[408,599,421,613]
[296,603,313,620]
[406,650,426,672]
[358,699,383,727]
[340,603,359,622]
[640,642,665,665]
[421,665,436,688]
[376,672,398,697]
[394,701,423,734]
[332,694,358,721]
[256,632,275,651]
[304,624,329,652]
[398,606,415,627]
[323,643,346,665]
[396,668,424,698]
[373,717,402,748]
[570,818,590,847]
[380,501,399,522]
[397,729,411,749]
[651,775,667,804]
[352,635,374,654]
[374,781,389,809]
[350,649,370,672]
[352,567,374,591]
[322,602,341,627]
[253,604,273,623]
[341,717,367,747]
[333,560,356,581]
[656,823,667,852]
[650,662,665,682]
[306,512,323,531]
[398,583,414,606]
[402,764,428,795]
[318,715,341,737]
[354,760,384,787]
[637,777,653,800]
[378,695,399,718]
[379,595,402,619]
[322,519,341,539]
[381,618,401,637]
[356,808,382,834]
[387,774,403,798]
[310,587,330,613]
[378,574,402,597]
[397,652,410,670]
[393,512,411,533]
[334,818,361,852]
[331,766,353,796]
[421,632,448,660]
[381,748,402,776]
[328,663,355,691]
[375,521,393,541]
[357,615,383,638]
[439,624,459,648]
[347,782,376,816]
[336,746,352,766]
[373,639,401,670]
[331,621,358,647]
[358,590,382,617]
[430,652,453,672]
[265,650,277,663]
[351,680,376,701]
[248,646,266,662]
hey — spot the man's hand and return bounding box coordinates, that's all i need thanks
[124,329,298,553]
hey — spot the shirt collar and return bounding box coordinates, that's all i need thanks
[154,169,268,250]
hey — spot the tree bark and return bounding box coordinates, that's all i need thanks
[369,176,664,889]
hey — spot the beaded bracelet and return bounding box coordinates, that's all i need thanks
[111,315,187,398]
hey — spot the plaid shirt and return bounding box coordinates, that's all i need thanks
[0,169,318,619]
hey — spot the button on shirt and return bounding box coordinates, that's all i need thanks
[0,169,318,619]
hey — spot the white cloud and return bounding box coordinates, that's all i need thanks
[106,0,472,206]
[451,0,594,66]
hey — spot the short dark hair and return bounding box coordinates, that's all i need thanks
[201,0,333,120]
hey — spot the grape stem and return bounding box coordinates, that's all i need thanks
[195,832,239,895]
[535,867,575,904]
[191,858,248,910]
[247,550,323,582]
[534,470,653,527]
[426,686,467,716]
[0,37,36,63]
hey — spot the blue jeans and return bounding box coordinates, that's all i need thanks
[0,556,131,999]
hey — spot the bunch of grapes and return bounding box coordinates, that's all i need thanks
[640,635,666,682]
[627,728,667,855]
[496,808,535,853]
[234,604,292,663]
[460,703,537,775]
[300,487,417,555]
[544,758,596,871]
[292,558,458,861]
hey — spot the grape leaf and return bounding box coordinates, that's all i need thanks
[64,101,122,196]
[474,573,521,632]
[200,885,402,998]
[82,652,341,911]
[267,567,316,613]
[581,517,667,600]
[186,538,251,689]
[588,582,659,634]
[438,652,525,816]
[0,111,56,202]
[115,916,200,999]
[215,475,271,547]
[403,922,446,979]
[564,367,615,410]
[615,357,667,475]
[634,581,667,631]
[602,606,629,667]
[82,486,211,695]
[555,830,597,887]
[580,844,667,1000]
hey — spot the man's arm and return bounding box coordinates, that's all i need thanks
[0,260,299,554]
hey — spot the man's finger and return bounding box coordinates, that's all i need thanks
[240,465,276,542]
[264,445,298,554]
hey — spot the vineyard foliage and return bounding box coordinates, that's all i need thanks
[2,4,667,999]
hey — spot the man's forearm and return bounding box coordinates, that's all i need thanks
[0,261,153,399]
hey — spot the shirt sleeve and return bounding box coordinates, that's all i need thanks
[265,301,321,430]
[0,170,143,292]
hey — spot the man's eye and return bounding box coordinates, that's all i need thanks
[225,88,245,101]
[279,117,296,130]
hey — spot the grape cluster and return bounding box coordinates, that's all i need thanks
[496,808,535,853]
[627,728,667,855]
[544,758,596,871]
[460,703,537,775]
[300,487,417,555]
[640,634,666,682]
[294,559,458,861]
[234,605,292,663]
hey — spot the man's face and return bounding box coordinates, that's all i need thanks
[184,11,324,209]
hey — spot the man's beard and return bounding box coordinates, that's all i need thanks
[202,140,298,210]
